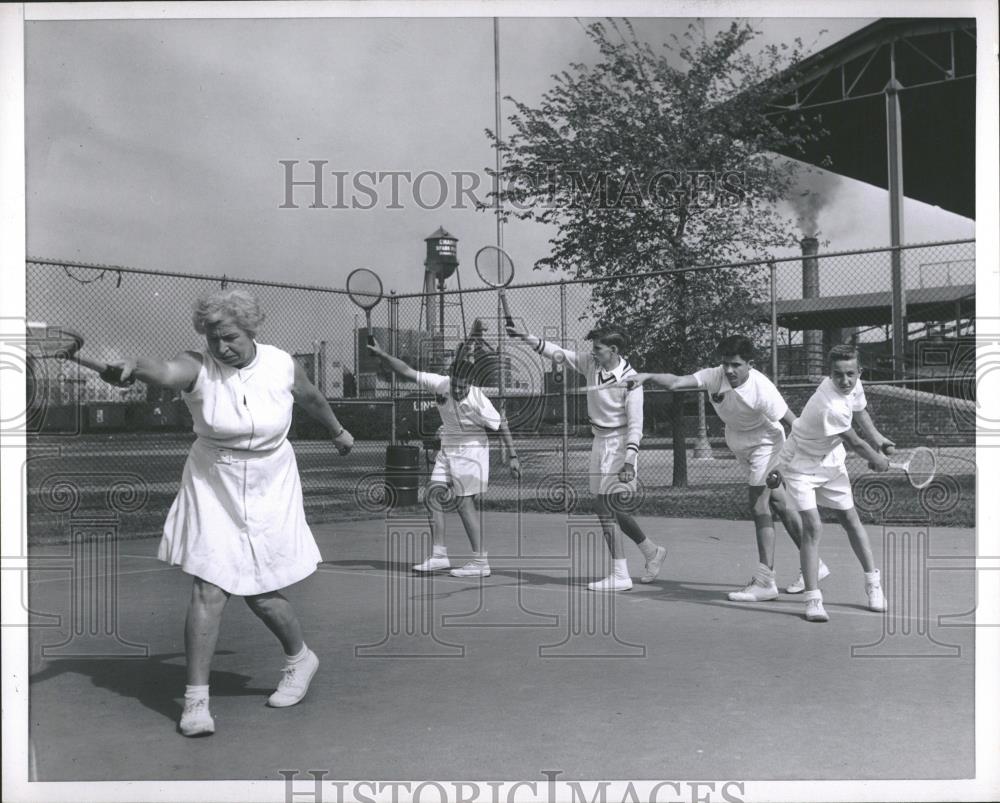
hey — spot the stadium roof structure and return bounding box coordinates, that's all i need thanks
[764,283,975,330]
[765,18,976,373]
[769,17,977,219]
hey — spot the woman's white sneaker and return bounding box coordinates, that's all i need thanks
[179,697,215,737]
[268,650,320,707]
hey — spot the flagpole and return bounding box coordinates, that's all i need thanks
[493,16,508,460]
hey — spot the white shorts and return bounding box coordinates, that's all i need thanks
[430,444,489,497]
[782,463,854,511]
[732,442,784,487]
[589,429,637,496]
[775,433,854,511]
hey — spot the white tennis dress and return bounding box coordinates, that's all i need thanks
[158,343,322,595]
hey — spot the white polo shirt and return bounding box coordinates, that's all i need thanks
[790,377,867,467]
[692,366,787,451]
[414,372,501,447]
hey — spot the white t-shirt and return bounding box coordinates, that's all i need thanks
[692,366,788,447]
[414,371,501,447]
[790,377,867,466]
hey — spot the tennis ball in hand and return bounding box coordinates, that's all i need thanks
[765,470,783,489]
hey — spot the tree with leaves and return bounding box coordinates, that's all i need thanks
[490,19,823,485]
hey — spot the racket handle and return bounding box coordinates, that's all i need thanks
[366,333,376,347]
[500,292,514,330]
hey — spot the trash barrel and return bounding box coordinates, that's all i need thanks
[385,445,421,508]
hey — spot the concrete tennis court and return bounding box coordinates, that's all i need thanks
[25,510,976,783]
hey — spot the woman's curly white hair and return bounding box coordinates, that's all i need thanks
[192,289,265,335]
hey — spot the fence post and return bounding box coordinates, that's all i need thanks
[559,280,569,510]
[769,260,778,380]
[389,292,397,444]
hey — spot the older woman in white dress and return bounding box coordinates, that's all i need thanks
[113,289,354,737]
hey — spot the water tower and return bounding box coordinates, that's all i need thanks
[421,227,460,334]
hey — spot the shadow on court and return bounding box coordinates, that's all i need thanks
[30,651,269,726]
[26,512,977,783]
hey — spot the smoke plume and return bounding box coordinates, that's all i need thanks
[789,166,841,238]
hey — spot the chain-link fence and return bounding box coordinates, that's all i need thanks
[23,238,976,540]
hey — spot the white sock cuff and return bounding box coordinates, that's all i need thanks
[638,539,657,558]
[286,644,309,663]
[432,545,448,556]
[803,590,823,601]
[756,563,775,580]
[865,569,881,583]
[613,558,629,578]
[184,684,209,699]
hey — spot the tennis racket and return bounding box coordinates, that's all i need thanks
[26,322,130,384]
[766,446,937,490]
[886,446,937,489]
[346,268,384,347]
[474,245,515,329]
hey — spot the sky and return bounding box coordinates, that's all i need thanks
[19,12,977,370]
[24,15,974,292]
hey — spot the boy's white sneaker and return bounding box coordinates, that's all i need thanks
[449,561,491,578]
[268,649,320,708]
[728,577,779,602]
[588,574,633,592]
[179,697,215,737]
[786,561,831,594]
[640,546,668,583]
[866,582,887,612]
[413,555,450,572]
[805,598,829,622]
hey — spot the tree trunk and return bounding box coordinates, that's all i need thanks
[670,392,688,487]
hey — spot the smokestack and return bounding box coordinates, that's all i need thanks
[801,236,819,298]
[801,237,823,377]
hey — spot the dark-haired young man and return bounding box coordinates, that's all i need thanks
[508,322,667,591]
[627,335,819,602]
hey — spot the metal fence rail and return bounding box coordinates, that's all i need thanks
[24,239,976,537]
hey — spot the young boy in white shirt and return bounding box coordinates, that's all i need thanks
[367,340,520,578]
[507,322,667,591]
[626,335,822,601]
[767,344,893,622]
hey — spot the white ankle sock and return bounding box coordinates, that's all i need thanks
[803,589,823,602]
[865,569,881,585]
[755,563,775,583]
[286,644,310,664]
[432,545,448,557]
[613,558,629,579]
[638,539,658,560]
[184,684,209,702]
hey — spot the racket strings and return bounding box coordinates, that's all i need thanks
[475,247,514,287]
[906,448,936,487]
[346,270,383,310]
